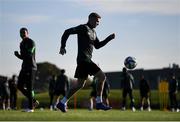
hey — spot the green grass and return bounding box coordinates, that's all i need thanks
[32,89,180,109]
[2,89,179,121]
[0,109,179,121]
[16,89,179,109]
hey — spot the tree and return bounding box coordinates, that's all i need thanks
[35,62,61,93]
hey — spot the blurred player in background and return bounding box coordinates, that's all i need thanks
[8,75,18,110]
[1,77,10,110]
[121,67,136,112]
[48,75,57,110]
[54,69,69,109]
[168,73,179,112]
[139,75,151,111]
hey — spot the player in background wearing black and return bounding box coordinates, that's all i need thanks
[8,75,18,110]
[48,75,57,111]
[139,75,151,111]
[168,73,179,112]
[1,77,10,110]
[54,69,69,110]
[57,12,115,112]
[14,27,39,112]
[121,67,136,112]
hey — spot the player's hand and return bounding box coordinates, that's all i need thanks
[106,33,115,41]
[14,51,19,57]
[59,47,66,55]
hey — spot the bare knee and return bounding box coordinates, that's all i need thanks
[95,70,106,82]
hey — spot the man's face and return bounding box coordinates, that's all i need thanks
[20,30,28,39]
[89,17,100,28]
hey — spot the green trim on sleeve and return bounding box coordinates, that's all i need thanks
[28,46,35,53]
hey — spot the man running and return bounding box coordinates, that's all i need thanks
[57,12,115,112]
[14,27,39,112]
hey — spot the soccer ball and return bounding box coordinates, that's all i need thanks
[124,56,137,69]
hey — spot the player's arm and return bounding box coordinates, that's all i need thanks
[94,33,115,49]
[14,51,23,60]
[60,25,83,55]
[130,74,135,87]
[175,80,178,94]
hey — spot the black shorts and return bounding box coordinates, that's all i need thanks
[90,91,97,97]
[54,90,65,96]
[74,61,101,79]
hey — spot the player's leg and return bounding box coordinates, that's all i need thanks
[104,97,109,106]
[146,92,151,111]
[2,97,6,110]
[169,92,174,111]
[49,92,54,110]
[4,85,10,110]
[67,78,86,99]
[14,90,17,109]
[17,70,27,97]
[95,70,105,103]
[10,91,13,109]
[89,91,96,110]
[173,93,178,112]
[140,96,145,111]
[129,90,136,111]
[94,70,112,110]
[102,92,109,106]
[140,92,145,111]
[22,70,38,112]
[147,97,151,111]
[89,96,94,110]
[122,89,127,110]
[56,78,86,112]
[25,70,35,111]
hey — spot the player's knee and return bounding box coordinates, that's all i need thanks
[96,71,106,82]
[100,73,106,82]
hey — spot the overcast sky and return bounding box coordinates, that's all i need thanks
[0,0,180,78]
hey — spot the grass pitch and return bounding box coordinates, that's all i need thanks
[0,109,179,121]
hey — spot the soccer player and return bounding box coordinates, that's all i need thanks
[168,73,179,112]
[14,27,39,112]
[54,69,69,109]
[1,76,10,110]
[8,75,18,110]
[139,75,151,111]
[121,67,136,111]
[48,75,57,110]
[57,12,115,112]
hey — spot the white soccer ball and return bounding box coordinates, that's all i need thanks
[124,56,137,69]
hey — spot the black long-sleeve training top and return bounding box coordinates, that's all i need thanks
[61,23,111,64]
[16,37,37,70]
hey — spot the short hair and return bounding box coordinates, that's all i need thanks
[88,12,101,19]
[20,27,28,33]
[61,69,65,74]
